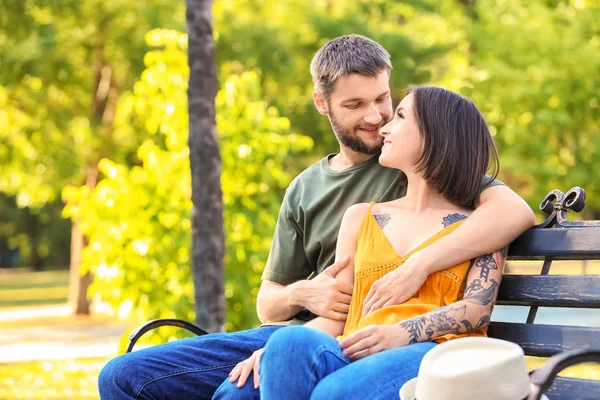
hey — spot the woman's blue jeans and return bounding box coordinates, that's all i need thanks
[98,325,283,400]
[258,326,438,400]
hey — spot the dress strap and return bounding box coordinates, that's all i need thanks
[367,201,376,214]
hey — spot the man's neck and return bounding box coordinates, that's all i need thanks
[328,146,377,172]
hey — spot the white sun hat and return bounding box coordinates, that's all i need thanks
[399,337,549,400]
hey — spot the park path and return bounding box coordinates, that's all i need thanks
[0,304,132,364]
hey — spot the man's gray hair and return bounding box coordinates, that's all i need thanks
[310,34,392,98]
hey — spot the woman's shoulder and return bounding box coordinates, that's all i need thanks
[343,202,373,222]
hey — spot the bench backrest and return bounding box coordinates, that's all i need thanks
[488,187,600,399]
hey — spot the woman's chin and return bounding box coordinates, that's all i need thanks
[378,153,392,167]
[379,153,405,171]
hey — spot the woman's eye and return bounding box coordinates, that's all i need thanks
[396,110,404,119]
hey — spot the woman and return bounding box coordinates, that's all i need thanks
[222,86,506,399]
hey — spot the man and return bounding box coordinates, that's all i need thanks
[99,34,535,400]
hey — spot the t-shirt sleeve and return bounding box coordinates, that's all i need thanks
[261,191,312,285]
[480,174,505,192]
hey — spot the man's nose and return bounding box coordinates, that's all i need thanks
[364,104,382,125]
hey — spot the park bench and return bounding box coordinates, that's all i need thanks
[126,186,600,400]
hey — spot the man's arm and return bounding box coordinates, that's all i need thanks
[420,185,534,274]
[257,203,363,331]
[257,186,351,324]
[362,185,534,315]
[256,259,351,324]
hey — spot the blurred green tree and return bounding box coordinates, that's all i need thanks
[63,30,313,336]
[0,0,185,312]
[460,0,600,216]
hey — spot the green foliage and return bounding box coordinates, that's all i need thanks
[63,30,313,336]
[0,0,186,268]
[213,0,461,153]
[2,0,600,338]
[461,0,600,214]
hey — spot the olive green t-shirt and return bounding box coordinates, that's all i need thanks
[261,154,503,325]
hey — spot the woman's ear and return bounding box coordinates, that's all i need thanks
[313,92,329,116]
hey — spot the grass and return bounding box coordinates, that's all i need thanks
[0,358,105,400]
[0,270,69,308]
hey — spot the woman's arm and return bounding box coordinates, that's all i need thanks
[361,186,532,314]
[396,248,506,343]
[304,203,368,337]
[339,249,506,360]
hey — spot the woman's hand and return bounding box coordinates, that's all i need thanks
[229,348,265,389]
[362,252,430,317]
[338,324,409,361]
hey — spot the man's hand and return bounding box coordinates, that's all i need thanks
[297,256,353,321]
[362,252,429,317]
[229,348,265,389]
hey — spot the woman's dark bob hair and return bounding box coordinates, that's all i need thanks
[408,86,499,209]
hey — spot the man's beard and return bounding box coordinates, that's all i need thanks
[329,109,385,156]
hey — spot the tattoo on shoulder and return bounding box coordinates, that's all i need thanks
[442,213,468,228]
[374,213,391,229]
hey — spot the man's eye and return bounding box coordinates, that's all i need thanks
[346,104,360,109]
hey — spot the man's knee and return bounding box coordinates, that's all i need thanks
[98,355,136,399]
[212,378,259,400]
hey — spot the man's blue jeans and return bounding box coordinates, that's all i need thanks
[98,325,283,400]
[258,326,438,400]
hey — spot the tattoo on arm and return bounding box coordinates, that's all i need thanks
[464,279,499,306]
[399,303,469,343]
[442,213,468,228]
[473,253,499,283]
[374,213,391,229]
[398,250,504,344]
[464,278,484,297]
[461,315,491,332]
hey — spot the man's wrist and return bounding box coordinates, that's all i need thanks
[288,279,308,310]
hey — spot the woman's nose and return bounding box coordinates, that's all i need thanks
[379,121,391,136]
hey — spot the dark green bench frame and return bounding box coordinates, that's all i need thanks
[127,187,600,400]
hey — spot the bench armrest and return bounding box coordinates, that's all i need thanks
[126,318,209,353]
[528,346,600,400]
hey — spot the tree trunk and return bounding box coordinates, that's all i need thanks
[68,220,92,314]
[186,0,225,333]
[68,32,116,315]
[26,208,43,271]
[68,162,98,315]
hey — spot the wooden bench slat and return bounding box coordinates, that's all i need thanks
[488,322,600,357]
[546,376,600,400]
[497,275,600,308]
[508,228,600,260]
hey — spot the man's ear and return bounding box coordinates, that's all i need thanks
[313,92,329,116]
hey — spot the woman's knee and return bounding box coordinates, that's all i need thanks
[264,325,325,353]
